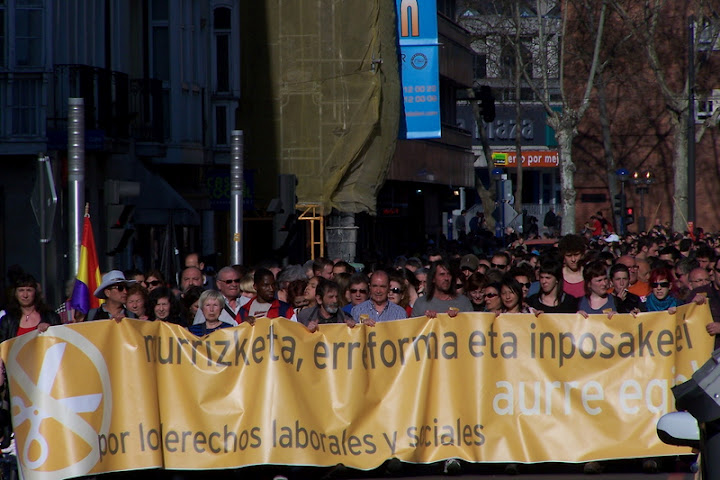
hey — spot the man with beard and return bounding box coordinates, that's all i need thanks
[411,261,473,317]
[298,279,355,331]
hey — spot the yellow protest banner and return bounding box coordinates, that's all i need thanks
[1,304,713,480]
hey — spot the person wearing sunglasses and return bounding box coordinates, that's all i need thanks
[387,274,413,317]
[215,266,247,324]
[143,269,165,293]
[644,267,678,313]
[86,270,138,321]
[482,283,502,314]
[342,274,369,315]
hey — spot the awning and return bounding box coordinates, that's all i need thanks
[126,162,200,226]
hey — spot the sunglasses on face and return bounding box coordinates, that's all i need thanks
[651,281,670,288]
[518,282,532,289]
[389,287,403,294]
[144,280,161,287]
[220,278,242,284]
[491,263,507,269]
[109,284,127,292]
[484,292,498,298]
[350,288,367,294]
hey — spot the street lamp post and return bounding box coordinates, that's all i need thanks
[492,168,505,240]
[632,170,655,233]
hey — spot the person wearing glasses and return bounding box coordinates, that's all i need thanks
[215,265,246,324]
[482,282,502,314]
[643,267,678,312]
[387,274,413,317]
[488,252,510,273]
[143,269,165,292]
[343,273,369,315]
[86,270,138,321]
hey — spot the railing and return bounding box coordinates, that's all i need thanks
[129,78,165,143]
[49,64,130,138]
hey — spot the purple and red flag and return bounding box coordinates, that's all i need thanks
[69,214,103,313]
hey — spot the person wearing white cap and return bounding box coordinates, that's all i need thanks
[86,270,138,322]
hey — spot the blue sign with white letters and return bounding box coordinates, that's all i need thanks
[396,0,441,139]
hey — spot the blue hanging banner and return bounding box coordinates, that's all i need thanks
[396,0,441,139]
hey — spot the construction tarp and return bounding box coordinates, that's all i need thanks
[242,0,401,215]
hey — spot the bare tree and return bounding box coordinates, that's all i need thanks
[612,0,720,232]
[460,0,609,234]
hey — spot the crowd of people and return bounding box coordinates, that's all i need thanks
[0,225,716,476]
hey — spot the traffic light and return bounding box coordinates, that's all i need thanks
[479,85,496,123]
[106,204,136,256]
[613,193,626,217]
[625,207,635,226]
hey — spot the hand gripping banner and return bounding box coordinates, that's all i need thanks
[0,304,713,480]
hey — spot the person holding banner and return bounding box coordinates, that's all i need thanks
[297,279,355,331]
[499,275,530,314]
[411,261,473,318]
[0,273,60,343]
[644,267,679,313]
[526,258,578,314]
[190,290,234,336]
[86,270,137,322]
[577,260,617,317]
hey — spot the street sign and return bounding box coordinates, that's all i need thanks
[31,155,58,243]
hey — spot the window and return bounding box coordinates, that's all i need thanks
[0,4,5,67]
[11,76,41,135]
[696,90,720,122]
[15,0,42,67]
[151,0,170,80]
[500,37,533,79]
[213,7,231,93]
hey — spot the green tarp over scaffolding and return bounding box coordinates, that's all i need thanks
[241,0,401,215]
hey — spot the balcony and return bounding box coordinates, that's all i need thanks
[129,78,165,144]
[48,64,130,140]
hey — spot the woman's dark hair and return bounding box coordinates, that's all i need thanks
[8,273,50,317]
[287,279,308,307]
[500,274,524,310]
[144,269,166,285]
[465,272,486,292]
[148,286,182,325]
[180,286,204,323]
